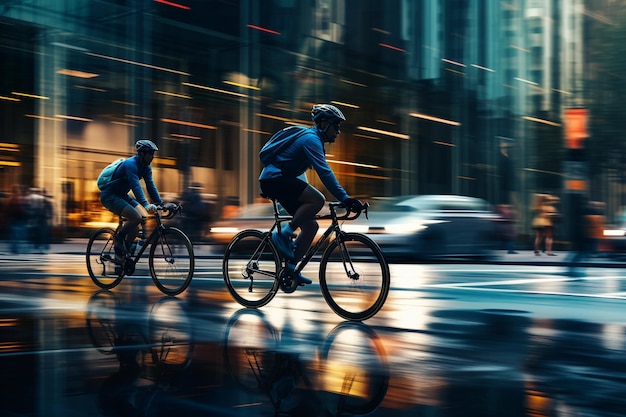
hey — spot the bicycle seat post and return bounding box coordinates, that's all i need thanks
[271,198,283,233]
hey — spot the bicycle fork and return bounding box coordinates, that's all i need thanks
[337,235,360,281]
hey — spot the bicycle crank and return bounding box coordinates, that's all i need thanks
[279,268,298,293]
[124,260,136,275]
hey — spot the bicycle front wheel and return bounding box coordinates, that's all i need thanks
[86,228,124,289]
[149,227,194,296]
[319,233,390,321]
[223,230,280,308]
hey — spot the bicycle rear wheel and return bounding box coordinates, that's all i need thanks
[86,228,124,289]
[223,229,280,308]
[319,233,390,321]
[149,227,194,296]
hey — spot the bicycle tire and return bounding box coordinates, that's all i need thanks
[223,229,280,308]
[86,228,124,289]
[319,233,390,321]
[149,227,194,296]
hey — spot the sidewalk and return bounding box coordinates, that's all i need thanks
[2,239,625,267]
[0,238,223,259]
[492,250,626,268]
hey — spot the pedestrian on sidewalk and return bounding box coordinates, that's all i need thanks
[531,193,559,256]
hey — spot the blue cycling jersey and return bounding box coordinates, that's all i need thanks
[259,126,349,202]
[100,154,163,208]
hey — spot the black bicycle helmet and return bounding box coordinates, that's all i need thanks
[135,139,158,153]
[311,104,346,124]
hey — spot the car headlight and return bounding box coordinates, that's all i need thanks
[342,224,369,233]
[384,222,428,234]
[603,229,626,237]
[209,227,239,234]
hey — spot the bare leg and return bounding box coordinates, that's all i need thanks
[534,230,541,254]
[545,227,554,254]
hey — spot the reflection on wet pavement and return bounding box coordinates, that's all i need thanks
[2,272,626,416]
[223,309,389,416]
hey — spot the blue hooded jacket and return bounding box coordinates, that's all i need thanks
[259,126,349,202]
[100,154,163,208]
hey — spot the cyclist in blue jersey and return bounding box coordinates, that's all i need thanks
[259,104,364,285]
[100,140,165,262]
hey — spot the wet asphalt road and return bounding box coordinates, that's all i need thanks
[2,251,626,416]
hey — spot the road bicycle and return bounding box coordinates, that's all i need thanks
[222,199,390,321]
[86,203,194,296]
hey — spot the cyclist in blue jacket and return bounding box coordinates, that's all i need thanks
[259,104,364,285]
[100,139,164,262]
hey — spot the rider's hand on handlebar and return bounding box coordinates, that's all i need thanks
[144,203,158,213]
[343,197,365,213]
[164,202,178,211]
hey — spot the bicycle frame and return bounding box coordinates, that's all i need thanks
[267,199,359,277]
[115,211,168,267]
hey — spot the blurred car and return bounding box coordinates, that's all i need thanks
[342,194,501,261]
[208,202,332,248]
[602,208,626,256]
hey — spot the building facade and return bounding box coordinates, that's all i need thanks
[0,0,592,234]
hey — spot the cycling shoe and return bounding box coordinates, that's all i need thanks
[271,229,295,261]
[285,262,312,286]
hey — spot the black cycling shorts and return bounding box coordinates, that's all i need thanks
[259,177,308,215]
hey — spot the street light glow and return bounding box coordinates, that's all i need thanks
[357,126,410,140]
[409,112,461,126]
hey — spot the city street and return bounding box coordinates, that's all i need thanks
[2,243,626,416]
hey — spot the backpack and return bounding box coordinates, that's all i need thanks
[97,158,125,190]
[259,126,308,166]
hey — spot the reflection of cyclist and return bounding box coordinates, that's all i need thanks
[100,140,165,262]
[88,292,194,416]
[223,309,388,416]
[259,104,364,285]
